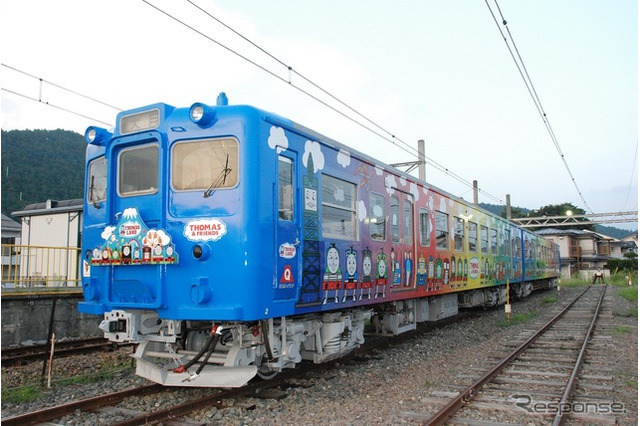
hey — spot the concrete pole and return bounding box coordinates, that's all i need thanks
[418,139,426,181]
[473,180,478,205]
[506,194,512,220]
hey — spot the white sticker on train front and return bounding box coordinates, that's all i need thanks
[184,218,227,242]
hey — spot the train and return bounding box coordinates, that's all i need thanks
[78,93,560,387]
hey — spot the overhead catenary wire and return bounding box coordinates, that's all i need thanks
[1,87,113,127]
[621,139,638,212]
[2,63,123,113]
[142,0,505,204]
[484,0,594,214]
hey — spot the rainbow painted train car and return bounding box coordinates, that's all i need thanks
[79,93,559,387]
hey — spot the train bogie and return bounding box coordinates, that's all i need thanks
[79,94,560,387]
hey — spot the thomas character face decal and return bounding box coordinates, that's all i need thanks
[363,254,372,276]
[326,246,340,275]
[377,256,387,277]
[346,251,357,276]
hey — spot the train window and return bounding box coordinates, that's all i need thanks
[118,144,158,196]
[278,157,293,221]
[390,196,400,243]
[453,216,465,251]
[88,156,107,204]
[468,221,477,252]
[369,193,386,241]
[321,174,357,240]
[435,211,448,250]
[490,228,498,255]
[480,225,488,254]
[172,138,238,192]
[404,200,413,245]
[419,208,431,247]
[505,229,511,257]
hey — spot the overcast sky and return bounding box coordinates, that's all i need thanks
[1,0,637,230]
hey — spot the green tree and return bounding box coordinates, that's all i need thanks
[531,202,594,231]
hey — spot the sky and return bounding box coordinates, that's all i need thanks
[1,0,638,230]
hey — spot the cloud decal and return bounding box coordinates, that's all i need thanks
[101,226,116,241]
[385,174,397,196]
[337,149,351,168]
[303,140,325,173]
[267,126,288,154]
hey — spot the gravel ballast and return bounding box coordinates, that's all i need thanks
[2,284,637,425]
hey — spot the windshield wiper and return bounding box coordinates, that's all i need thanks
[203,154,232,198]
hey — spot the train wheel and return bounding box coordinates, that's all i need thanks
[256,365,279,380]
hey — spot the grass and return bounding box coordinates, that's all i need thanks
[1,384,43,404]
[559,278,587,288]
[618,286,638,302]
[1,360,132,405]
[498,311,538,327]
[542,296,557,304]
[613,325,632,334]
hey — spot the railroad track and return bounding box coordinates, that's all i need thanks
[0,309,470,425]
[0,358,341,425]
[420,285,617,425]
[1,337,129,366]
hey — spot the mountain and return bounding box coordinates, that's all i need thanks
[1,129,85,216]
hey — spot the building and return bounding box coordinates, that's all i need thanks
[9,199,83,287]
[1,214,22,285]
[536,228,637,279]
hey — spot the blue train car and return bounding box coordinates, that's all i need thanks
[79,93,559,387]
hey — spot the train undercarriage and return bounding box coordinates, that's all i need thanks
[98,279,557,387]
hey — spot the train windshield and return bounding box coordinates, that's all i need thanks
[171,138,239,193]
[88,156,107,205]
[118,144,159,196]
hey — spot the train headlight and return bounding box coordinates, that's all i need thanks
[189,103,216,127]
[192,244,210,260]
[85,126,112,146]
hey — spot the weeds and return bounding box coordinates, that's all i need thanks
[1,384,43,404]
[498,311,537,327]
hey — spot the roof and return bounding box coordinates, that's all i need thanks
[536,228,595,237]
[536,228,617,241]
[12,199,83,218]
[1,213,21,235]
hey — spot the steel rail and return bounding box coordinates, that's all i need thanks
[552,285,607,426]
[424,285,593,426]
[1,384,163,426]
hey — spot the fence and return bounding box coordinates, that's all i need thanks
[1,244,81,288]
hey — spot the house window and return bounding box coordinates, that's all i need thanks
[321,174,357,240]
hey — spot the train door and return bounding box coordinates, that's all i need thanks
[109,141,165,308]
[390,191,415,290]
[275,153,300,301]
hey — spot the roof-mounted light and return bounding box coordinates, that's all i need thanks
[189,102,216,127]
[85,126,112,145]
